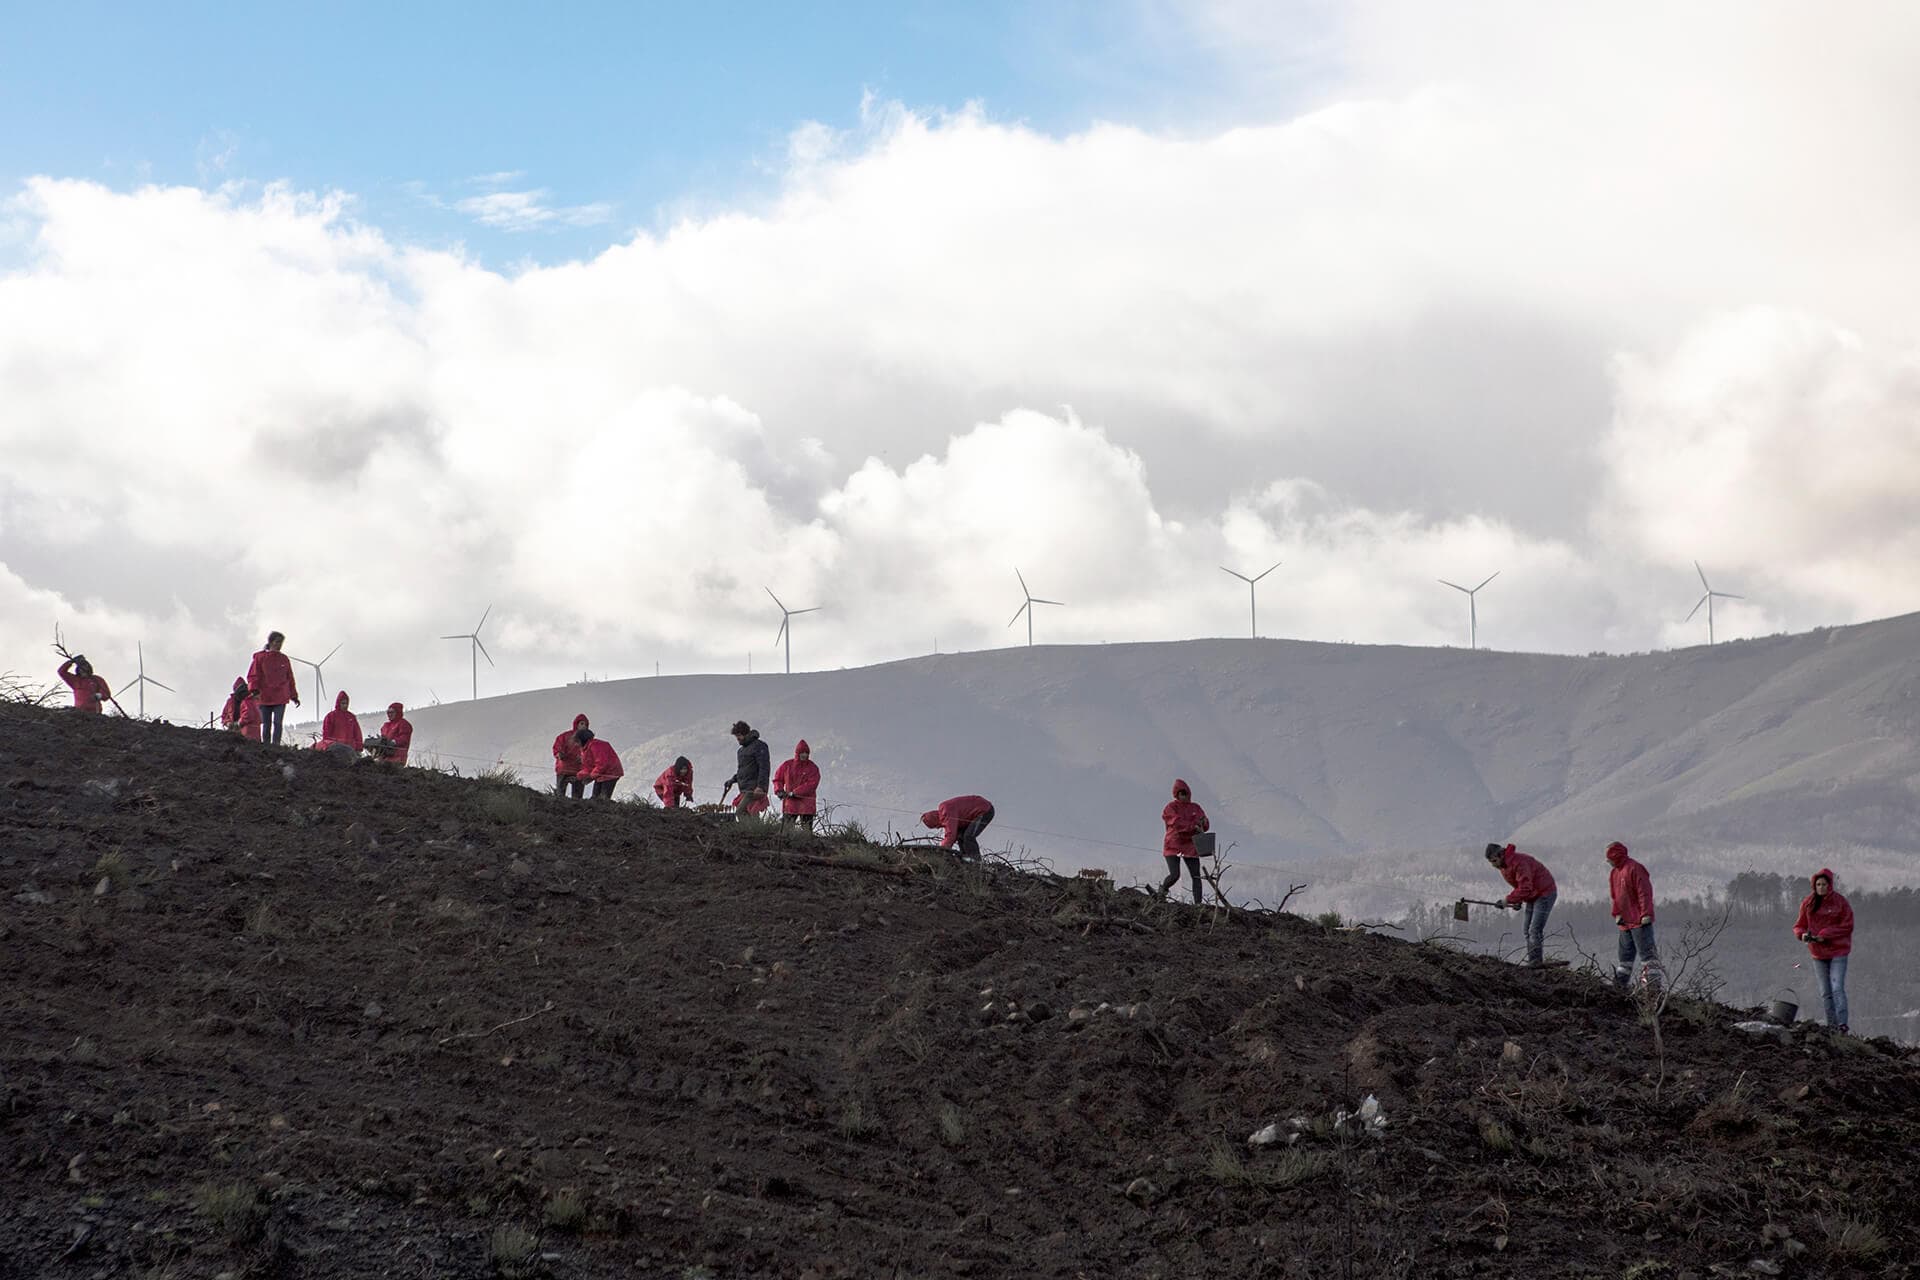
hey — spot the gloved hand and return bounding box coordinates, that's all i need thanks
[1805,932,1822,943]
[1639,915,1652,926]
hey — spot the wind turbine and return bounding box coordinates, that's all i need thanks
[1686,561,1744,646]
[1438,571,1500,650]
[1007,569,1064,647]
[765,588,821,675]
[116,643,175,718]
[1220,560,1282,639]
[291,641,342,708]
[440,605,495,701]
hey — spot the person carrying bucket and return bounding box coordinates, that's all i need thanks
[1159,779,1211,904]
[1794,868,1854,1032]
[1485,842,1557,967]
[1606,840,1657,988]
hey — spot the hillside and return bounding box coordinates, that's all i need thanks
[393,613,1920,914]
[3,705,1919,1277]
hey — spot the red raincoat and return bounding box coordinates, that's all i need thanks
[577,738,624,783]
[221,685,262,741]
[923,795,993,849]
[247,648,299,706]
[60,664,112,714]
[773,740,821,816]
[552,714,590,778]
[1161,778,1211,856]
[1794,869,1854,960]
[1496,844,1556,905]
[379,703,412,766]
[317,691,363,752]
[653,761,693,808]
[733,788,770,816]
[1606,841,1655,927]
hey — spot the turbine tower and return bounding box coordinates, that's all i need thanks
[440,605,495,701]
[1438,571,1500,650]
[291,641,342,708]
[766,587,821,675]
[1685,562,1744,646]
[1007,568,1064,647]
[116,643,175,719]
[1220,560,1282,639]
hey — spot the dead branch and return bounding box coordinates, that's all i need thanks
[436,999,555,1046]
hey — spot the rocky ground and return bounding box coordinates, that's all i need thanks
[3,704,1918,1278]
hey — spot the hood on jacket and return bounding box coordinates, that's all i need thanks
[1606,841,1630,867]
[795,739,810,756]
[739,728,761,744]
[1171,778,1191,800]
[334,691,350,711]
[921,809,942,827]
[387,702,404,719]
[572,714,590,730]
[231,677,248,695]
[1812,867,1838,894]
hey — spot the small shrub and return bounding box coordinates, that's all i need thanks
[1821,1214,1888,1261]
[93,849,132,889]
[543,1189,587,1234]
[477,761,523,787]
[938,1102,966,1147]
[191,1180,265,1244]
[489,1224,541,1278]
[1314,910,1345,930]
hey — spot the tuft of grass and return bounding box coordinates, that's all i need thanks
[1477,1117,1515,1153]
[93,849,132,888]
[1209,1141,1328,1189]
[489,1224,542,1278]
[1621,1263,1671,1280]
[244,900,284,938]
[1314,910,1345,930]
[477,761,523,787]
[839,1097,876,1139]
[191,1181,266,1244]
[543,1189,587,1234]
[937,1102,967,1147]
[1821,1214,1888,1261]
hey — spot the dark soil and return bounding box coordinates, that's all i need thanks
[3,705,1918,1279]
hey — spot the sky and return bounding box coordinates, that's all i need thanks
[4,0,1920,720]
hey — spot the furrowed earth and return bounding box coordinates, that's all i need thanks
[3,705,1918,1278]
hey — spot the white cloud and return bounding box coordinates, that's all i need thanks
[453,188,614,232]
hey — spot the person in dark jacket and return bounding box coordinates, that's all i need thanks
[721,720,771,805]
[1794,868,1855,1032]
[1485,841,1557,966]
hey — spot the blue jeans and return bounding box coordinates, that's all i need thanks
[1615,923,1659,986]
[1814,956,1849,1029]
[1520,892,1556,964]
[260,702,286,745]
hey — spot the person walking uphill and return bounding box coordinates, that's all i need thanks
[1607,841,1658,988]
[315,690,364,756]
[1160,779,1211,904]
[773,740,820,831]
[1486,842,1558,966]
[653,757,693,808]
[552,714,591,799]
[574,728,624,800]
[57,654,115,714]
[246,632,300,745]
[220,678,261,741]
[722,721,770,807]
[1795,869,1855,1032]
[923,795,995,860]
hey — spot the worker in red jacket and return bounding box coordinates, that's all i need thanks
[1794,868,1854,1032]
[375,702,412,766]
[653,757,694,808]
[574,728,624,800]
[1485,841,1557,966]
[552,714,591,798]
[57,655,115,714]
[773,739,821,831]
[315,690,364,756]
[245,631,300,745]
[1159,779,1212,904]
[1606,840,1657,988]
[922,794,995,860]
[219,677,261,741]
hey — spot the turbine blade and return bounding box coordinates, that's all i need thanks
[1252,560,1282,582]
[439,634,466,641]
[1474,571,1500,592]
[1015,568,1029,595]
[1033,598,1065,606]
[116,677,139,695]
[1220,566,1252,584]
[775,618,788,644]
[1008,602,1029,628]
[1695,561,1710,592]
[1717,592,1745,601]
[1685,595,1707,622]
[793,607,820,616]
[1438,579,1467,593]
[149,678,176,693]
[319,642,342,665]
[475,603,493,633]
[474,637,495,666]
[764,586,785,611]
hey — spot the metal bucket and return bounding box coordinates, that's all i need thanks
[1766,989,1798,1025]
[1190,831,1217,858]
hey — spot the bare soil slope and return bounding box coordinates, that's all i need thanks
[3,706,1918,1278]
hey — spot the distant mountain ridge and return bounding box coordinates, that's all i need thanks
[396,613,1920,912]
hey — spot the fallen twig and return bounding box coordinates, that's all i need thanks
[436,1000,555,1046]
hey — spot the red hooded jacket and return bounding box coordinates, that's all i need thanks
[247,648,299,706]
[1794,869,1854,960]
[60,664,112,714]
[922,795,993,848]
[379,703,412,766]
[1161,779,1211,856]
[1606,841,1655,928]
[552,714,590,777]
[1496,844,1556,905]
[221,684,262,741]
[773,740,821,816]
[318,691,363,751]
[577,738,624,783]
[654,759,693,808]
[733,787,770,816]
